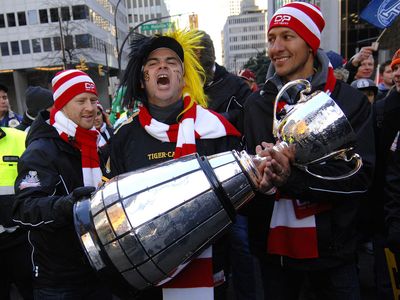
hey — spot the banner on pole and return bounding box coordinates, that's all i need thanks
[360,0,400,29]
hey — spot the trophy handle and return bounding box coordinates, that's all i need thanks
[302,152,363,181]
[273,79,312,138]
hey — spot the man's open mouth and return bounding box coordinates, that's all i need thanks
[157,74,170,85]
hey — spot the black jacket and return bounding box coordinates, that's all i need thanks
[243,50,375,269]
[15,113,34,132]
[204,63,252,133]
[12,111,100,288]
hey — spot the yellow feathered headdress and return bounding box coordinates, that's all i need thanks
[121,29,207,109]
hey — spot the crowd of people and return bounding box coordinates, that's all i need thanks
[1,2,400,300]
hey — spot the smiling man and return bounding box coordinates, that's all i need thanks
[12,70,112,299]
[243,2,375,299]
[110,30,241,300]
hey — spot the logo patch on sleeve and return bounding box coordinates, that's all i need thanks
[19,171,41,190]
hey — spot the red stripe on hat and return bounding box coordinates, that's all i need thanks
[270,16,320,54]
[267,226,318,259]
[53,70,88,93]
[286,2,325,32]
[54,82,96,110]
[162,257,214,288]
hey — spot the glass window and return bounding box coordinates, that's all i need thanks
[128,14,132,23]
[50,8,59,22]
[139,15,143,22]
[144,0,148,6]
[0,14,4,28]
[138,0,143,7]
[0,42,9,56]
[39,9,48,23]
[27,10,38,25]
[134,14,138,22]
[155,0,160,5]
[61,7,70,21]
[76,34,91,48]
[11,41,20,55]
[127,0,131,9]
[132,0,137,8]
[7,13,16,27]
[17,12,27,26]
[21,40,30,54]
[32,39,41,53]
[72,5,88,20]
[64,35,73,50]
[53,36,61,51]
[43,38,52,52]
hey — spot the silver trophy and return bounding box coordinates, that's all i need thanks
[73,80,363,295]
[74,150,260,295]
[271,79,362,180]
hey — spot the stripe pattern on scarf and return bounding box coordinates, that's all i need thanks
[51,110,102,187]
[139,94,239,299]
[267,67,336,259]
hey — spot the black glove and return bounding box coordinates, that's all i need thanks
[54,186,96,220]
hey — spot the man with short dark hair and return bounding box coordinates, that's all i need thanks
[0,84,22,128]
[377,60,394,100]
[243,2,374,299]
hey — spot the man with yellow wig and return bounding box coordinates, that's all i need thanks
[109,30,241,299]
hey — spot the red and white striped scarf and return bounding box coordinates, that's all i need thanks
[139,94,240,299]
[267,65,336,259]
[51,110,102,187]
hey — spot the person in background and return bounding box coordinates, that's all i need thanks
[243,2,374,299]
[197,30,252,133]
[377,60,394,100]
[12,70,112,300]
[351,78,378,103]
[94,102,113,147]
[344,45,376,83]
[0,84,22,128]
[238,69,258,92]
[372,48,400,299]
[0,126,33,300]
[16,86,54,132]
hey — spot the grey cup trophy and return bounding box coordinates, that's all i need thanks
[271,79,362,180]
[73,150,260,297]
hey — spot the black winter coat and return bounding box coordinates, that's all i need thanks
[12,111,101,288]
[243,64,375,269]
[204,63,252,133]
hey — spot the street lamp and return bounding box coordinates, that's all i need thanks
[117,13,182,79]
[114,0,124,72]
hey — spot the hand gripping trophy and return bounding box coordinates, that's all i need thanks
[73,79,362,295]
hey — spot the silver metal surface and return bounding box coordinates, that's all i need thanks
[74,150,260,294]
[272,79,363,180]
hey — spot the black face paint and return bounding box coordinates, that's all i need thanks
[143,70,150,81]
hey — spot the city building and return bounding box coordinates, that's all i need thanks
[267,0,340,54]
[0,0,129,112]
[125,0,170,36]
[222,0,267,73]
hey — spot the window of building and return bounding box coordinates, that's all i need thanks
[0,14,4,28]
[11,41,20,55]
[21,40,30,54]
[155,0,160,5]
[53,36,61,51]
[39,9,48,23]
[156,13,161,19]
[128,14,132,23]
[139,15,143,22]
[32,39,41,52]
[72,5,88,20]
[43,38,52,51]
[17,12,27,26]
[132,0,137,8]
[50,8,59,22]
[134,14,138,22]
[0,42,9,56]
[7,13,16,27]
[61,7,70,21]
[64,35,73,50]
[27,10,38,25]
[144,0,148,6]
[127,0,131,9]
[76,34,91,48]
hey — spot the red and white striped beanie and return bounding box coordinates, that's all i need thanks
[269,2,325,55]
[52,69,97,112]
